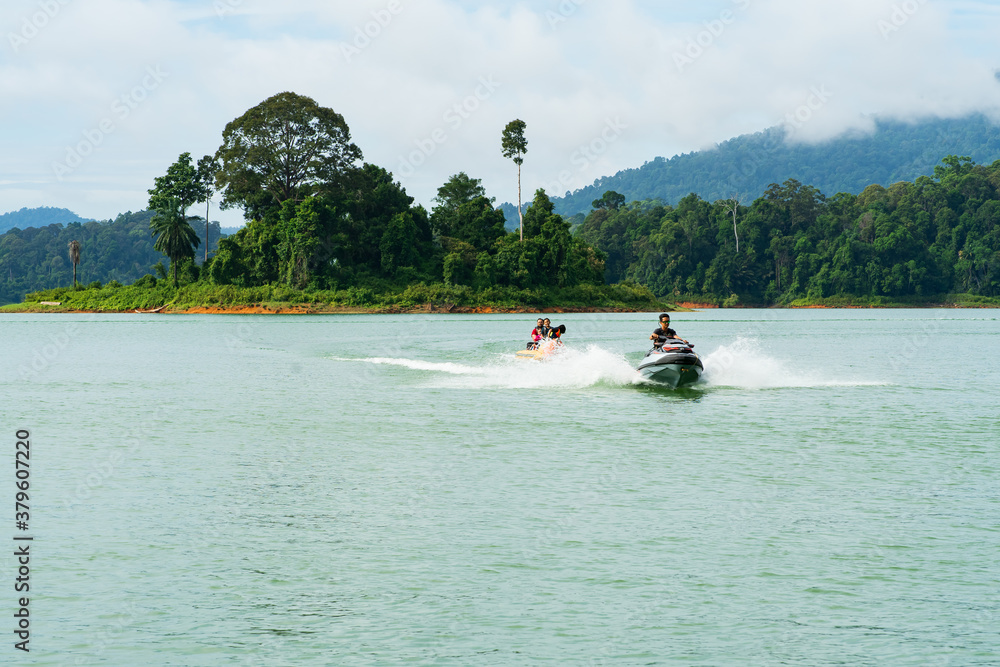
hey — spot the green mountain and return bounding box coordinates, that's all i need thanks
[501,114,1000,220]
[574,155,1000,304]
[0,207,94,234]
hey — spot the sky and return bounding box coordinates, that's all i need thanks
[2,0,1000,228]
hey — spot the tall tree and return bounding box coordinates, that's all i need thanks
[148,153,208,225]
[67,240,80,287]
[196,154,220,262]
[501,119,528,241]
[150,197,201,286]
[215,92,363,218]
[723,193,744,253]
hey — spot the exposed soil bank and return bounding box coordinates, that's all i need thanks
[2,303,686,315]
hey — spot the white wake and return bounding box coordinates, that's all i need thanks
[334,337,886,391]
[701,337,886,389]
[335,345,641,389]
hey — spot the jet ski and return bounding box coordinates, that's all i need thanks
[636,339,703,387]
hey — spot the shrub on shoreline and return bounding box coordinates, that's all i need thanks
[7,278,671,313]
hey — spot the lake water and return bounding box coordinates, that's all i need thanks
[1,309,998,666]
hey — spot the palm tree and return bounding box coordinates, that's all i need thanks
[67,240,80,287]
[150,197,201,286]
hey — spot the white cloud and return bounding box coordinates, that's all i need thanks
[1,0,999,226]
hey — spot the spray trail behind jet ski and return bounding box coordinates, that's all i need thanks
[700,337,887,389]
[336,346,641,390]
[334,337,885,392]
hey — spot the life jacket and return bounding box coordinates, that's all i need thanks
[652,326,677,346]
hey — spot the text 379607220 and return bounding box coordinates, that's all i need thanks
[13,429,32,653]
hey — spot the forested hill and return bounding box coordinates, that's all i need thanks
[544,114,1000,217]
[0,211,223,305]
[0,207,94,233]
[575,155,1000,305]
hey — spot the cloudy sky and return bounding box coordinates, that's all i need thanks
[2,0,1000,227]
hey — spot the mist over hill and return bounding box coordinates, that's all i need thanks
[499,114,1000,224]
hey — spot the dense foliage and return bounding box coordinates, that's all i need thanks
[0,94,604,307]
[205,169,604,293]
[8,95,998,310]
[190,95,604,299]
[0,212,219,305]
[11,280,661,314]
[0,212,156,304]
[576,156,1000,304]
[542,115,1000,218]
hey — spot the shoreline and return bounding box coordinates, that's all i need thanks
[8,282,997,315]
[4,301,999,314]
[1,303,690,315]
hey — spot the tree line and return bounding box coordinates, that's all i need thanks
[4,90,998,308]
[0,211,222,305]
[576,155,1000,304]
[147,92,603,293]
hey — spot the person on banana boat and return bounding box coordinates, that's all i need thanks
[527,318,546,349]
[540,318,565,345]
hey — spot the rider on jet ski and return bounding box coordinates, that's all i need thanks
[650,313,692,349]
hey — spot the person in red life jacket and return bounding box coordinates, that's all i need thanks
[650,313,692,349]
[528,317,547,349]
[531,318,546,341]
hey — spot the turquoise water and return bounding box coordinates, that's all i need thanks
[1,309,998,665]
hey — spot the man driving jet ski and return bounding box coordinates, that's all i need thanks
[650,313,692,349]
